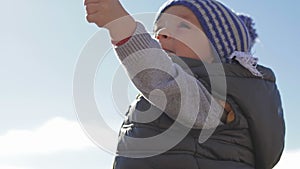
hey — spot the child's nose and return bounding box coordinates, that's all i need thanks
[156,34,169,40]
[156,28,172,40]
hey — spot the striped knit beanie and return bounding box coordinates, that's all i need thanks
[156,0,262,76]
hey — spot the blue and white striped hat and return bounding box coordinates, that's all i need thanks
[156,0,262,76]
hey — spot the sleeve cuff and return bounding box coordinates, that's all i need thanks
[115,22,161,61]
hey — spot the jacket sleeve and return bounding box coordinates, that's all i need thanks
[114,22,223,129]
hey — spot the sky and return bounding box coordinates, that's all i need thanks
[0,0,299,169]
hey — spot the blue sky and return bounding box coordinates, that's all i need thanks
[0,0,299,169]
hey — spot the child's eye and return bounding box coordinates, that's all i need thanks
[178,22,190,29]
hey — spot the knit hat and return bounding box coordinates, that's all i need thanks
[156,0,262,76]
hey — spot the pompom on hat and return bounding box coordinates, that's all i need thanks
[156,0,262,77]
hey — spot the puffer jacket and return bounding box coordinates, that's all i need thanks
[113,56,285,169]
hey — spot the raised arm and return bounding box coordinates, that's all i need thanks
[84,0,223,129]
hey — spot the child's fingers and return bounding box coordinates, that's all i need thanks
[84,0,99,6]
[84,0,128,28]
[86,13,107,28]
[85,3,99,15]
[86,13,98,24]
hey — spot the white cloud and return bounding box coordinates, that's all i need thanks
[0,117,96,157]
[273,149,300,169]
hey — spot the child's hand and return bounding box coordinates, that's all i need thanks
[84,0,126,28]
[84,0,136,42]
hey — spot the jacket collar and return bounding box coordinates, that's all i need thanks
[170,55,276,82]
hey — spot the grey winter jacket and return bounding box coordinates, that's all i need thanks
[113,56,285,169]
[113,23,285,169]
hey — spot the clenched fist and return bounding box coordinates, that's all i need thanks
[84,0,137,42]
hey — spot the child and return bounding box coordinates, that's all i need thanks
[84,0,285,168]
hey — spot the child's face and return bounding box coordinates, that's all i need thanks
[155,5,213,62]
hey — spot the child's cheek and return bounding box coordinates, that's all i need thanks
[173,29,193,45]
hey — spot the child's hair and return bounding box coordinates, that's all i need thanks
[156,0,261,76]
